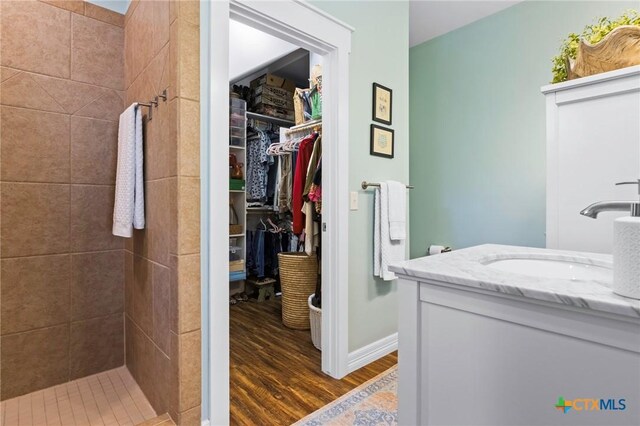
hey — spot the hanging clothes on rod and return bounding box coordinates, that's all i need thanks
[302,136,321,255]
[308,159,322,214]
[292,132,320,235]
[250,119,323,255]
[246,130,271,206]
[278,155,293,213]
[246,217,295,280]
[272,131,306,214]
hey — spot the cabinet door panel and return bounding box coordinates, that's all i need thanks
[555,90,640,253]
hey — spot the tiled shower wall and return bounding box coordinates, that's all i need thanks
[123,0,201,423]
[0,0,125,400]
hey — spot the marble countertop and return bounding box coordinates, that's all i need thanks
[389,244,640,319]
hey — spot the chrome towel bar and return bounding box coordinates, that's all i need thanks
[361,181,414,190]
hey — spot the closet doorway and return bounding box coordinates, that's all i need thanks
[202,1,353,424]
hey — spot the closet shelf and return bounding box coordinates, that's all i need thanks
[229,190,245,193]
[247,207,277,214]
[230,233,245,237]
[246,111,295,127]
[229,145,245,150]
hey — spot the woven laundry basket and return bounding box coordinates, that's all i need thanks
[278,252,318,329]
[308,294,321,350]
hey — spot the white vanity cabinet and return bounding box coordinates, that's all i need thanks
[392,245,640,426]
[542,66,640,254]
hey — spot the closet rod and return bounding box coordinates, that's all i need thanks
[284,118,322,135]
[361,181,415,190]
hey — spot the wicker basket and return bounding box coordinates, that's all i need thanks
[308,294,321,350]
[278,252,318,329]
[229,224,243,235]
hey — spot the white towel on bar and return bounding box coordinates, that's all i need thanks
[113,103,145,237]
[374,182,405,281]
[387,180,406,241]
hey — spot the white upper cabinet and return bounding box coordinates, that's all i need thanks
[542,65,640,254]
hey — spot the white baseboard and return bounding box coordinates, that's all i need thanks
[347,332,398,374]
[201,421,210,426]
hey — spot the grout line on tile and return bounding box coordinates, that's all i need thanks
[129,253,174,275]
[97,371,130,425]
[81,10,125,30]
[54,384,74,426]
[117,368,155,420]
[86,374,116,426]
[126,319,165,363]
[0,104,71,119]
[0,181,70,188]
[0,66,120,94]
[17,393,31,426]
[0,321,68,338]
[0,248,125,262]
[70,114,119,124]
[0,367,157,426]
[0,68,24,85]
[67,380,90,425]
[69,311,124,326]
[106,369,144,424]
[4,396,19,426]
[77,377,104,426]
[31,391,45,425]
[115,368,153,422]
[69,7,74,83]
[30,70,69,113]
[43,386,62,426]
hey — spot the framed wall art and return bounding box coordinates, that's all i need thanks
[370,124,394,158]
[372,83,392,125]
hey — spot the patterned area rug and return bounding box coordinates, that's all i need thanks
[293,366,398,426]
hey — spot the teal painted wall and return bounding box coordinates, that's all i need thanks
[313,1,410,351]
[409,1,638,257]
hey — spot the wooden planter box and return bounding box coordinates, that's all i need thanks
[568,25,640,80]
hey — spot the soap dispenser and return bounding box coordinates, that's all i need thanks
[613,180,640,299]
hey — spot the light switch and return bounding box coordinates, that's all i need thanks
[350,191,358,210]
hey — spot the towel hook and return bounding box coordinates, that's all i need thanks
[137,88,168,121]
[138,102,153,121]
[158,88,168,102]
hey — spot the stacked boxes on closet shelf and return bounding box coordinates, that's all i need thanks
[250,73,296,122]
[229,96,247,288]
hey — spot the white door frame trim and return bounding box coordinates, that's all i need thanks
[202,1,352,423]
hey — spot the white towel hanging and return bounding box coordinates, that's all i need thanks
[113,103,145,237]
[373,182,405,281]
[387,180,406,241]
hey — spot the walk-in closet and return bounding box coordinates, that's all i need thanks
[227,19,327,424]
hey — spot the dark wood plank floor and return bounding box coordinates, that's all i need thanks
[230,298,398,426]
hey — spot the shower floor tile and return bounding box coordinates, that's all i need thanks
[1,366,157,426]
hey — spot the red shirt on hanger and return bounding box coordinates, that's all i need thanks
[292,133,318,234]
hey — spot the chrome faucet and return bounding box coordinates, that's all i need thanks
[580,201,636,218]
[580,180,640,219]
